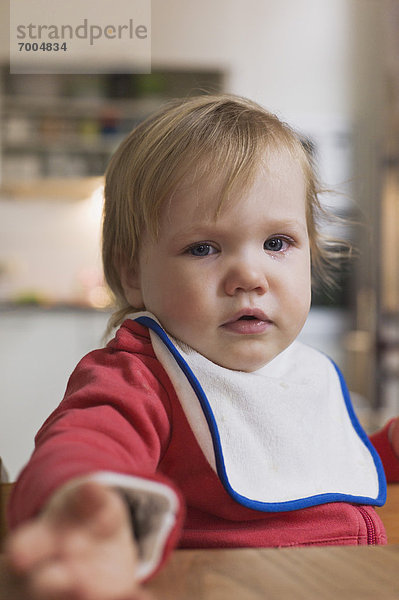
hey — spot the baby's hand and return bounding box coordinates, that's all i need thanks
[2,480,148,600]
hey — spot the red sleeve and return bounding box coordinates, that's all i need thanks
[7,342,184,543]
[370,419,399,482]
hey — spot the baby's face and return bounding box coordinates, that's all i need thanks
[126,151,311,371]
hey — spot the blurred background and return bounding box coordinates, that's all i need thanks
[0,0,399,480]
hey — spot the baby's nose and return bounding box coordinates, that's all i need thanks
[223,260,269,296]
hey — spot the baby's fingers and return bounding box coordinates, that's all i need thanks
[5,520,58,574]
[29,562,79,600]
[30,561,152,600]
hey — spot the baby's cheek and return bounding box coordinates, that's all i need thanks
[164,295,209,340]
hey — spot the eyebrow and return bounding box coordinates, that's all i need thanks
[170,227,213,245]
[170,218,307,244]
[262,218,308,233]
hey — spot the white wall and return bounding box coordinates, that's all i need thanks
[152,0,356,203]
[152,0,353,118]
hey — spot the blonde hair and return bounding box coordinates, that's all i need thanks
[103,94,350,331]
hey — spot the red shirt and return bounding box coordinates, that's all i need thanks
[9,320,399,572]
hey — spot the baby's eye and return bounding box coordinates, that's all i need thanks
[263,237,289,252]
[188,243,217,257]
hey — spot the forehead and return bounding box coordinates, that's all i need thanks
[161,149,307,228]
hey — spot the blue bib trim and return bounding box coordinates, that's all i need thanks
[136,315,386,512]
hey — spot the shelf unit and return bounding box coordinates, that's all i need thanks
[0,70,223,182]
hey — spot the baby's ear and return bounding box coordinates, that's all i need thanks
[120,262,145,309]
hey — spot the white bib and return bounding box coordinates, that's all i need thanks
[133,312,386,512]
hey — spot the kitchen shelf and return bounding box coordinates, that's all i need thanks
[0,69,224,182]
[2,94,162,117]
[4,137,123,154]
[0,176,103,200]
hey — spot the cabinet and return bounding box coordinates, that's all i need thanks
[0,306,111,480]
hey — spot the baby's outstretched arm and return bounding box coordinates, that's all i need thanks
[2,480,149,600]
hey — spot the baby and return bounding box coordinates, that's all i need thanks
[4,95,399,600]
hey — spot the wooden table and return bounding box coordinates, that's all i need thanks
[0,544,398,599]
[146,545,399,600]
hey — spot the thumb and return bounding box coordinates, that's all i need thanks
[45,480,126,535]
[63,481,111,520]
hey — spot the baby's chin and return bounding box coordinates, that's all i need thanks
[197,346,276,373]
[162,323,281,372]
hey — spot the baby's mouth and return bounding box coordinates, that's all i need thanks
[221,310,273,334]
[223,309,271,325]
